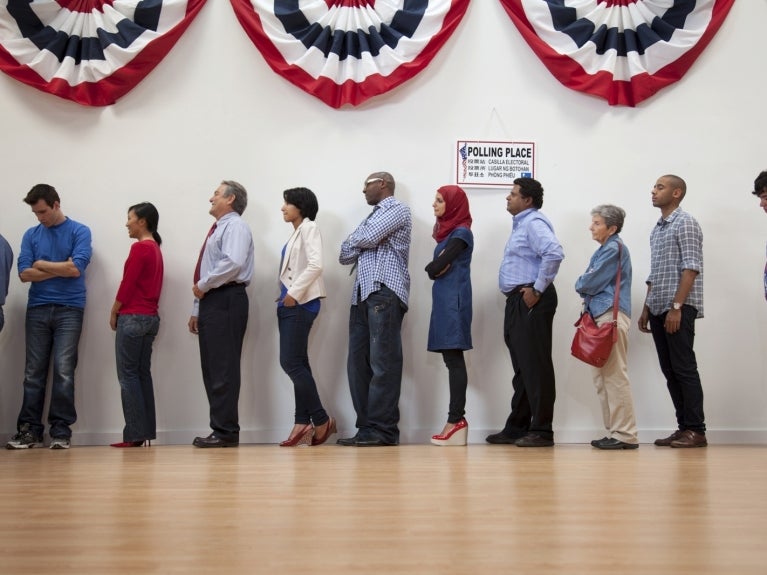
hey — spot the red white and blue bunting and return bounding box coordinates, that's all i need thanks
[230,0,470,108]
[499,0,735,106]
[0,0,208,106]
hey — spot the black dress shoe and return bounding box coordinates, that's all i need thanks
[592,437,638,450]
[515,433,554,447]
[590,436,609,447]
[193,434,238,448]
[485,431,525,444]
[355,437,396,447]
[336,434,359,446]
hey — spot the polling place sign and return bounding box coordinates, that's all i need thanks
[456,140,535,187]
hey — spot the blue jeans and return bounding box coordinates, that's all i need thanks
[277,305,328,426]
[115,314,160,442]
[347,285,406,444]
[18,304,84,439]
[649,306,706,433]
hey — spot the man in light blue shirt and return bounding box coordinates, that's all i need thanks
[188,181,254,448]
[488,178,564,447]
[337,172,412,446]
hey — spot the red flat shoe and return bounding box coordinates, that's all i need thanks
[311,417,337,446]
[280,424,314,447]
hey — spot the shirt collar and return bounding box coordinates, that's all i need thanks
[512,207,536,229]
[657,207,681,227]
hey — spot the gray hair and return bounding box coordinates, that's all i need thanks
[591,204,626,233]
[221,180,248,215]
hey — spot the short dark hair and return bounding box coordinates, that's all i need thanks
[283,187,319,220]
[661,174,687,199]
[753,170,767,196]
[129,202,162,246]
[24,183,60,207]
[513,177,544,209]
[221,180,248,215]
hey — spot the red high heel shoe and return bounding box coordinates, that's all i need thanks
[311,417,337,446]
[280,424,314,447]
[430,419,468,446]
[110,440,149,448]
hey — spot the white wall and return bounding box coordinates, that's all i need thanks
[0,1,764,444]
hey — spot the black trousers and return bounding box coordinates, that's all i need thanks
[502,284,558,439]
[441,349,467,423]
[648,306,705,433]
[198,284,249,440]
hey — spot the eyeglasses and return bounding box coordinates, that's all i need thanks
[365,178,383,187]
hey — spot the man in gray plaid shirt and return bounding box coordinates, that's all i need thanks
[638,174,706,448]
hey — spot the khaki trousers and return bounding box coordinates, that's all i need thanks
[591,310,638,444]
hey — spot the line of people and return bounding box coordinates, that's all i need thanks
[3,171,764,449]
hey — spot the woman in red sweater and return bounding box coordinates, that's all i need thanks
[109,202,164,447]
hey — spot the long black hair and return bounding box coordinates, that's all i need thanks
[129,202,162,245]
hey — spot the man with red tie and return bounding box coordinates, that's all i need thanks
[188,181,254,448]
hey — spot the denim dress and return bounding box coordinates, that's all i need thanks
[427,227,473,351]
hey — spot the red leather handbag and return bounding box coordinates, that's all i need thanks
[571,243,622,368]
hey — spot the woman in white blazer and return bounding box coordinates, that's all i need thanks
[277,187,335,446]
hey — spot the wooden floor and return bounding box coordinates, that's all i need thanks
[1,444,766,574]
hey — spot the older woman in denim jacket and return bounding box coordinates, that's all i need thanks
[575,205,638,450]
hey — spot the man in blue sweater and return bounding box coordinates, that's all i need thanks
[6,184,92,450]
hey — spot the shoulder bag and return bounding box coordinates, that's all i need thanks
[571,243,622,368]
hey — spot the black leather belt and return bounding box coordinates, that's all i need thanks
[504,283,534,297]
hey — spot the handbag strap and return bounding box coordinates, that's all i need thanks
[610,242,622,341]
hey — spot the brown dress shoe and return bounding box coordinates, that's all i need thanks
[654,430,685,446]
[670,430,707,448]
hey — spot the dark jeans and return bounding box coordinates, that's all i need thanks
[277,305,328,426]
[502,285,557,440]
[198,284,248,441]
[441,349,467,423]
[18,304,84,439]
[347,285,406,444]
[115,314,160,442]
[649,306,706,433]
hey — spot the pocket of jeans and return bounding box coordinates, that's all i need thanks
[277,305,299,320]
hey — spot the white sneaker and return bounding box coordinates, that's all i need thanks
[50,438,71,450]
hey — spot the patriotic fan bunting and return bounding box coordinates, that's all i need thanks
[230,0,470,108]
[499,0,735,106]
[0,0,208,106]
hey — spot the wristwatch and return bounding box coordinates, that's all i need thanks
[532,288,542,298]
[672,302,682,310]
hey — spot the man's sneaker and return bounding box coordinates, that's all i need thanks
[50,437,71,450]
[6,425,44,449]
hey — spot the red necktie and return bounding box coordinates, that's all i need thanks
[193,223,217,284]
